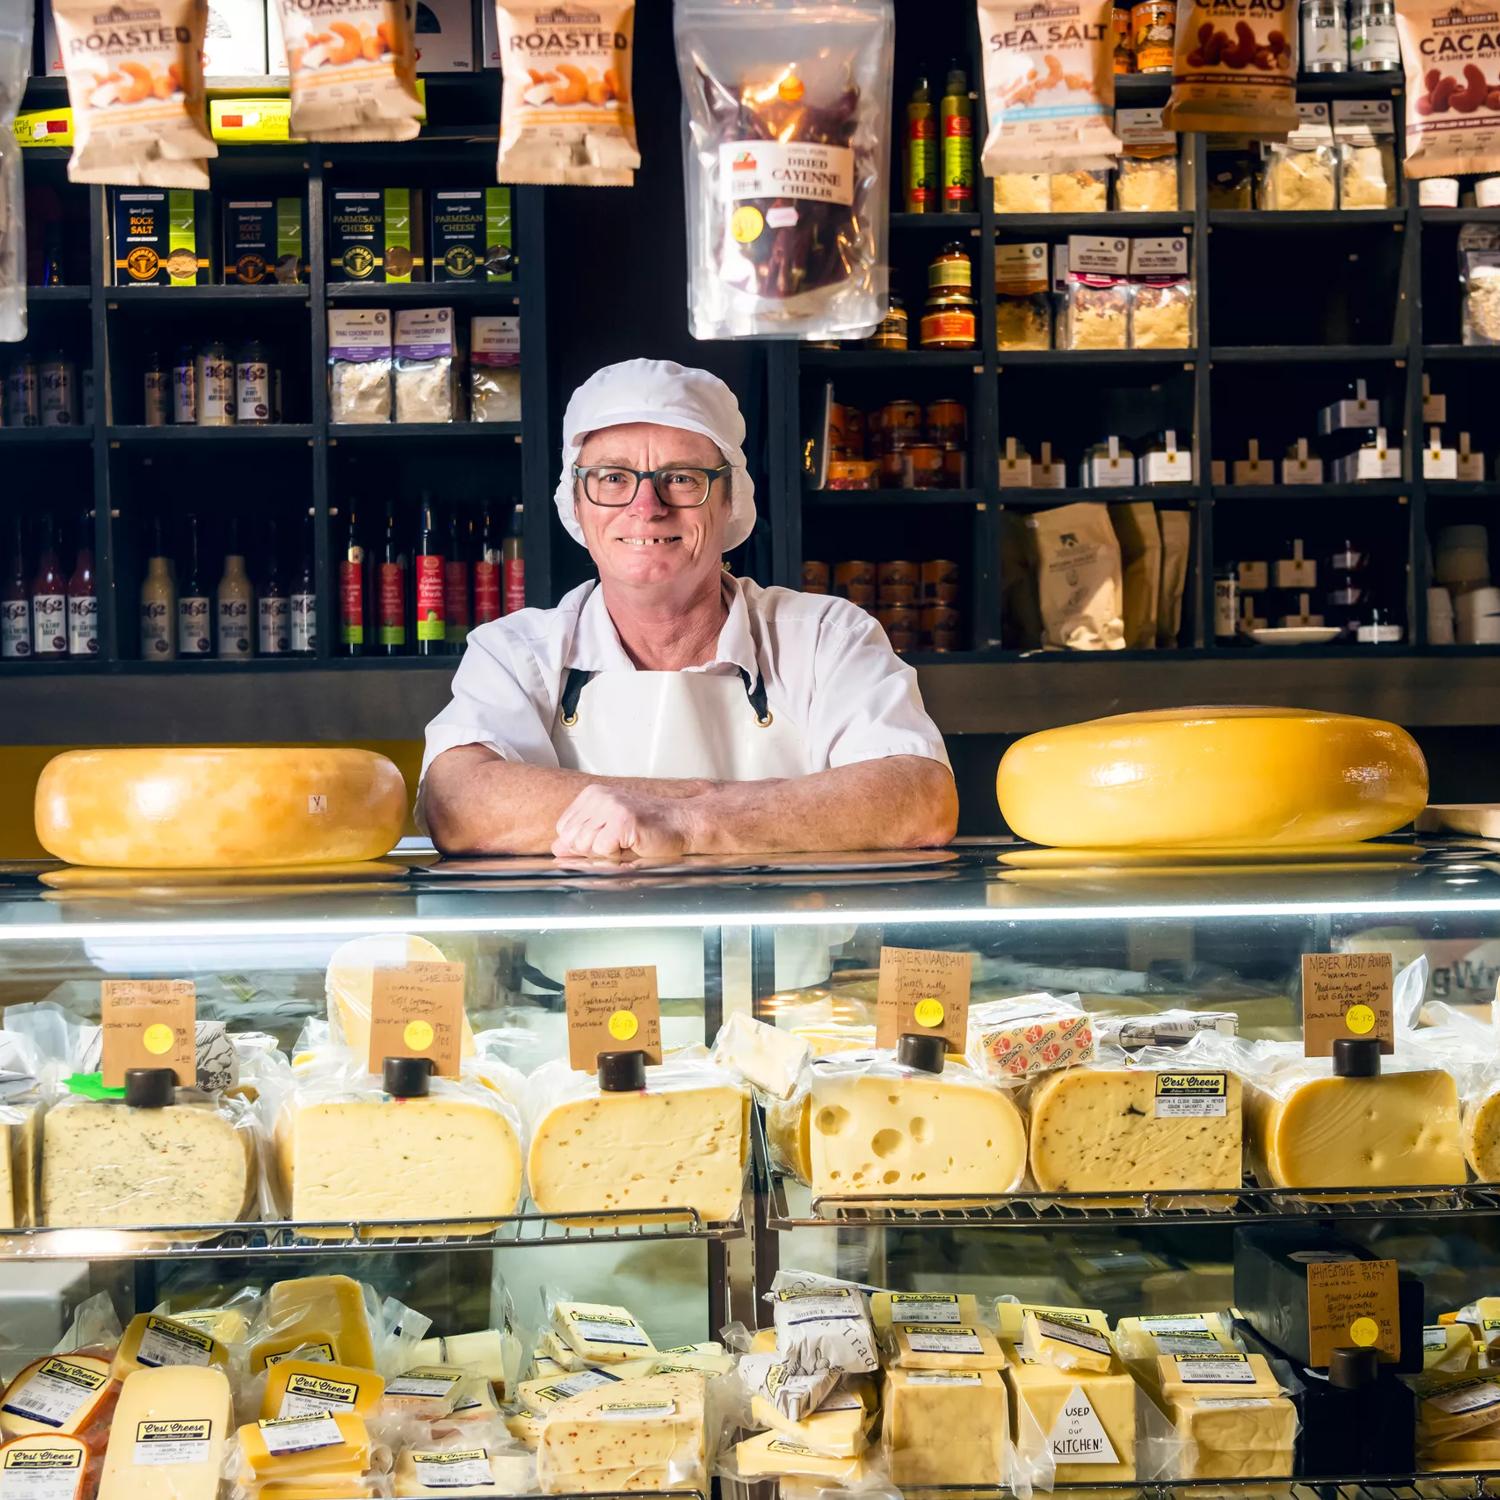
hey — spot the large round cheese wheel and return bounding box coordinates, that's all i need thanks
[996,706,1428,849]
[35,748,408,869]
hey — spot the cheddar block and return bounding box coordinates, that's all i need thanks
[1116,1312,1235,1362]
[1416,1373,1500,1442]
[261,1361,384,1421]
[112,1315,227,1380]
[884,1368,1007,1487]
[168,1307,251,1347]
[235,1412,371,1480]
[41,1101,252,1232]
[1028,1068,1243,1197]
[995,1301,1109,1344]
[324,934,477,1060]
[1004,1351,1136,1483]
[995,708,1429,849]
[284,1094,521,1236]
[872,1291,980,1329]
[1464,1089,1500,1182]
[713,1013,809,1101]
[379,1368,467,1419]
[394,1445,535,1496]
[798,1070,1027,1200]
[97,1366,232,1500]
[251,1277,376,1374]
[536,1372,706,1493]
[35,747,408,868]
[1426,1323,1478,1373]
[0,1433,93,1498]
[528,1085,745,1225]
[894,1322,1008,1371]
[1249,1070,1465,1188]
[750,1384,871,1457]
[1173,1395,1297,1479]
[734,1431,864,1483]
[1022,1311,1115,1373]
[554,1305,656,1365]
[0,1356,117,1440]
[1158,1352,1284,1404]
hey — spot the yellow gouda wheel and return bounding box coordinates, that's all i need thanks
[996,706,1428,850]
[35,747,408,869]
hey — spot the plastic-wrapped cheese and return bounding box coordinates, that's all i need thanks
[996,707,1428,849]
[0,1357,117,1440]
[96,1366,232,1500]
[1463,1089,1500,1181]
[35,747,408,869]
[1003,1348,1136,1483]
[111,1315,228,1379]
[249,1277,377,1375]
[394,1445,534,1496]
[884,1369,1006,1487]
[0,1434,95,1498]
[324,934,477,1061]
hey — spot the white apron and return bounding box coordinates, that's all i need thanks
[523,638,850,998]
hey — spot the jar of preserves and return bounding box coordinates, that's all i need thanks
[925,397,967,447]
[803,560,831,593]
[878,560,920,589]
[868,296,909,350]
[903,444,945,488]
[921,559,961,601]
[920,290,977,349]
[928,242,972,294]
[881,399,924,449]
[1113,2,1135,71]
[833,560,875,595]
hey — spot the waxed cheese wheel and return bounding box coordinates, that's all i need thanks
[996,707,1428,849]
[35,748,408,869]
[1464,1088,1500,1182]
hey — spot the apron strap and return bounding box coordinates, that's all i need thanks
[739,668,774,728]
[559,665,773,728]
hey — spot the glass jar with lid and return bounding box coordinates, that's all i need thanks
[1349,0,1399,69]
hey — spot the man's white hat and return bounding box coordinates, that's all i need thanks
[553,358,756,551]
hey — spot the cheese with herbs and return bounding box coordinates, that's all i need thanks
[536,1372,706,1493]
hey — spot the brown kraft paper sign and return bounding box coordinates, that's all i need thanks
[565,965,663,1071]
[1301,951,1395,1056]
[1306,1257,1401,1366]
[876,946,973,1052]
[101,979,197,1088]
[369,961,466,1077]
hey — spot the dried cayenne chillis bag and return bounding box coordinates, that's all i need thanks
[1396,0,1500,178]
[275,0,421,143]
[52,0,216,188]
[978,0,1123,176]
[1163,0,1297,136]
[494,2,639,185]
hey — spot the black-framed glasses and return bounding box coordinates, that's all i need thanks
[572,463,734,509]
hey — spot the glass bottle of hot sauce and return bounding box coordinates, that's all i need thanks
[31,511,66,658]
[3,515,31,659]
[67,509,98,657]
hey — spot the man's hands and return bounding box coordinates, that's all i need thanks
[552,783,700,860]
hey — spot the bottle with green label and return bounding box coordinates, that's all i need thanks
[940,64,974,213]
[905,77,937,213]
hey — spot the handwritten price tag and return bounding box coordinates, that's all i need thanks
[369,962,466,1077]
[1302,952,1394,1057]
[1306,1257,1400,1366]
[876,946,973,1052]
[101,979,196,1088]
[565,966,662,1071]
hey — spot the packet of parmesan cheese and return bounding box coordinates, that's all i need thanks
[52,0,216,188]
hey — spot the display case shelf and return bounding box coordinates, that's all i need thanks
[803,489,984,507]
[881,1480,1500,1498]
[325,281,523,302]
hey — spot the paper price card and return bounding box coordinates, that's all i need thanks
[101,979,196,1088]
[876,946,973,1051]
[565,965,662,1070]
[369,961,466,1077]
[1306,1256,1400,1366]
[1301,951,1394,1056]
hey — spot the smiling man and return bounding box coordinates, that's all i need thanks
[419,358,957,859]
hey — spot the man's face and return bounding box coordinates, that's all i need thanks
[576,422,730,594]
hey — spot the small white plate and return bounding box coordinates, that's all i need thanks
[1250,626,1343,647]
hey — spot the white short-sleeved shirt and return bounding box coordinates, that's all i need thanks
[418,575,951,813]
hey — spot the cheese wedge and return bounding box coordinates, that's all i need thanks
[536,1372,706,1493]
[1022,1311,1116,1373]
[97,1366,232,1500]
[112,1315,227,1380]
[379,1368,466,1420]
[748,1329,777,1355]
[0,1434,93,1498]
[235,1412,371,1481]
[261,1361,384,1421]
[504,1412,540,1449]
[324,933,477,1060]
[411,1329,508,1392]
[649,1344,734,1377]
[1426,1323,1479,1373]
[535,1333,583,1372]
[749,1386,871,1457]
[553,1304,656,1365]
[734,1430,864,1483]
[894,1322,1009,1371]
[167,1307,251,1347]
[1416,1373,1500,1442]
[394,1445,535,1496]
[0,1356,117,1440]
[519,1369,624,1419]
[713,1013,809,1100]
[884,1368,1007,1487]
[872,1292,981,1329]
[251,1277,376,1374]
[1456,1296,1500,1362]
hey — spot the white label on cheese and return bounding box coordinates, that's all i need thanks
[279,1371,362,1418]
[597,1400,675,1419]
[908,1372,983,1386]
[264,1343,335,1366]
[386,1372,463,1399]
[1430,1378,1500,1415]
[258,1413,344,1455]
[888,1294,962,1324]
[564,1313,650,1349]
[535,1370,619,1403]
[1425,1326,1450,1351]
[1153,1072,1229,1118]
[2,1361,108,1428]
[818,1391,865,1413]
[906,1326,984,1355]
[1174,1355,1255,1384]
[1138,1316,1211,1332]
[412,1449,495,1487]
[1035,1316,1111,1357]
[1,1448,84,1500]
[776,1289,860,1325]
[1194,1398,1275,1411]
[1155,1331,1224,1355]
[1048,1387,1119,1464]
[137,1317,215,1369]
[132,1418,213,1466]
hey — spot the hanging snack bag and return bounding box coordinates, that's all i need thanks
[273,0,421,143]
[675,0,895,341]
[978,0,1122,175]
[52,0,216,188]
[1162,0,1297,136]
[494,2,639,185]
[0,1,30,343]
[1395,0,1500,178]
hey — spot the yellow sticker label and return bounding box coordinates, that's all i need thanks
[1346,1004,1376,1035]
[913,998,945,1029]
[731,206,764,244]
[142,1023,175,1055]
[608,1010,639,1042]
[403,1019,435,1051]
[1350,1316,1380,1347]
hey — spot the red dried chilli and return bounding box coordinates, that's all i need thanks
[675,0,895,340]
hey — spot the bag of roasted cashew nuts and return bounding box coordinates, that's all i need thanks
[52,0,217,188]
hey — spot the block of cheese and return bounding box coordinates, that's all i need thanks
[1003,1351,1136,1483]
[650,1343,733,1377]
[528,1085,745,1225]
[894,1323,1008,1371]
[35,747,408,869]
[41,1100,251,1232]
[995,707,1429,849]
[1464,1089,1500,1181]
[1115,1314,1236,1389]
[284,1092,521,1236]
[1028,1067,1243,1197]
[734,1430,864,1483]
[536,1333,584,1371]
[262,1361,384,1421]
[167,1306,251,1347]
[251,1278,377,1374]
[554,1305,656,1365]
[536,1371,706,1493]
[1022,1311,1116,1373]
[97,1366,232,1500]
[1158,1352,1284,1404]
[748,1329,777,1355]
[1172,1395,1298,1479]
[112,1315,228,1379]
[995,1302,1110,1344]
[1249,1069,1465,1188]
[1415,1373,1500,1443]
[440,1376,500,1427]
[0,1434,94,1499]
[749,1380,872,1457]
[712,1013,810,1101]
[504,1412,540,1449]
[0,1104,39,1230]
[380,1368,468,1420]
[884,1369,1007,1487]
[394,1445,535,1496]
[235,1412,371,1481]
[872,1292,980,1329]
[0,1356,117,1440]
[796,1069,1027,1200]
[324,934,477,1061]
[1426,1323,1478,1373]
[968,995,1095,1082]
[1456,1296,1500,1362]
[411,1329,508,1393]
